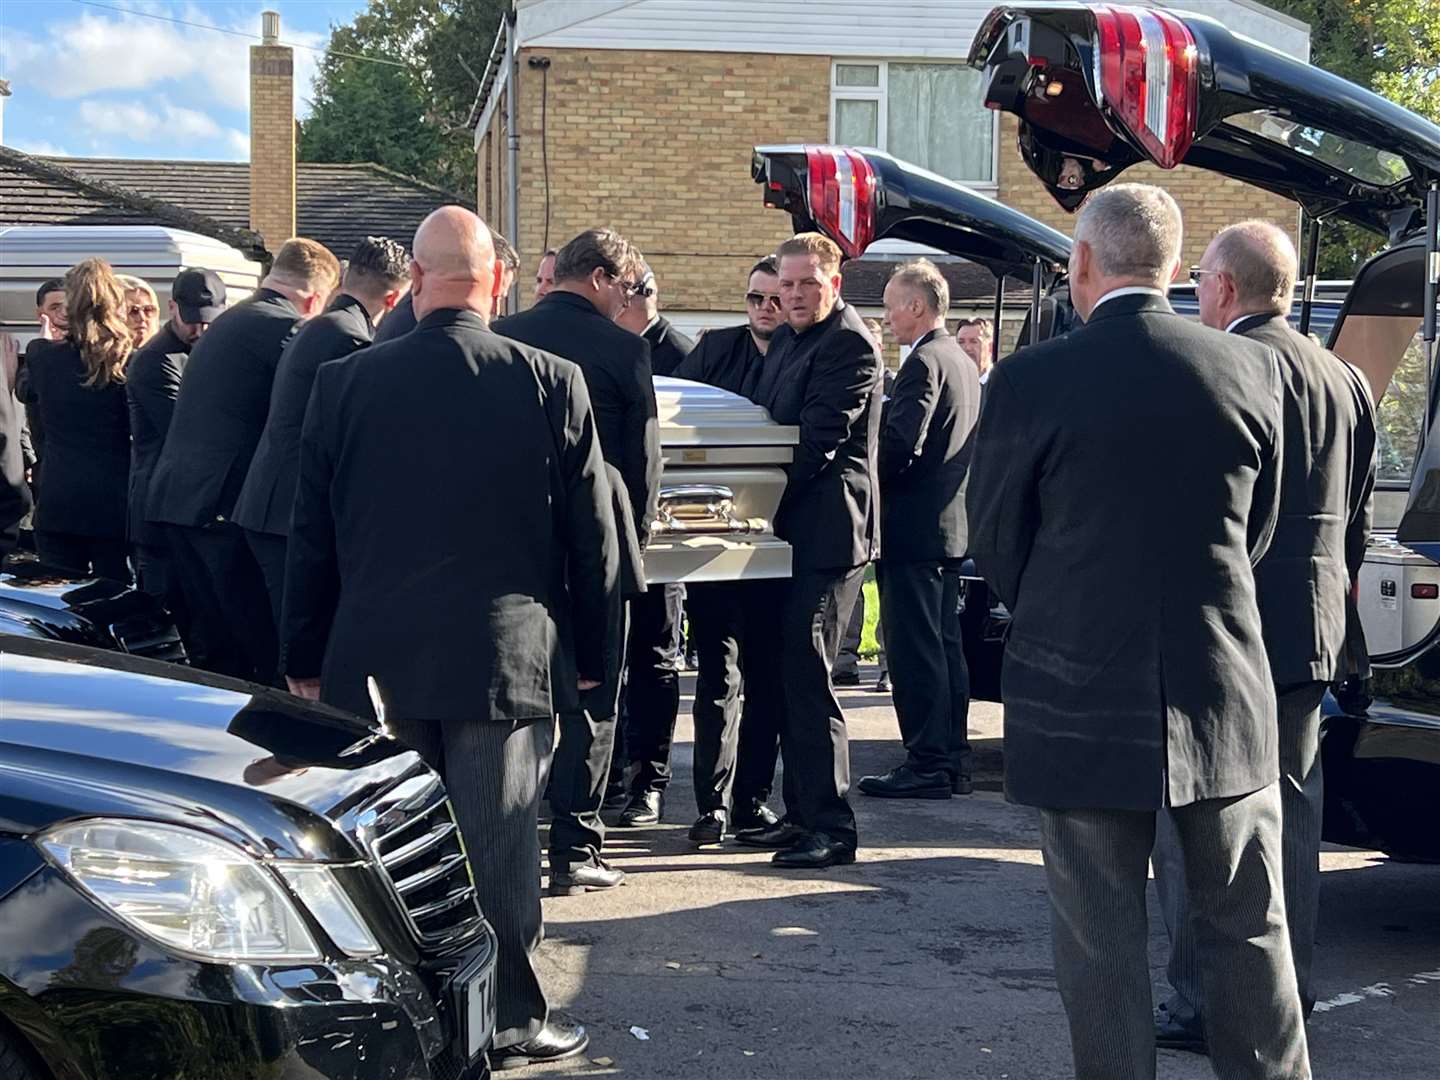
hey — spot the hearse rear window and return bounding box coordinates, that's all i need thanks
[1224,111,1411,187]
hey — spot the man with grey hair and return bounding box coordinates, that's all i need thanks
[1154,220,1376,1052]
[967,184,1309,1079]
[858,259,980,799]
[281,206,618,1070]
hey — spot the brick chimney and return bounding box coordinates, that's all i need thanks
[249,11,295,254]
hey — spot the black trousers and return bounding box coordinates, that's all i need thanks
[166,522,278,685]
[732,579,793,814]
[134,539,203,665]
[776,566,865,847]
[621,582,683,796]
[877,560,973,779]
[386,715,554,1048]
[36,531,130,583]
[549,599,627,872]
[245,528,288,629]
[687,583,745,814]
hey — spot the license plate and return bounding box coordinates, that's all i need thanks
[459,960,496,1060]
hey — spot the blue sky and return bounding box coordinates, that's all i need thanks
[1,1,369,160]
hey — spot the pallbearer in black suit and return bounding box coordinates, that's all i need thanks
[1154,221,1377,1050]
[235,237,411,624]
[280,207,618,1070]
[20,259,133,582]
[672,257,787,844]
[0,335,32,557]
[967,185,1308,1080]
[373,226,516,342]
[611,261,692,830]
[494,228,659,895]
[147,239,340,684]
[736,233,883,869]
[127,268,226,660]
[858,260,980,801]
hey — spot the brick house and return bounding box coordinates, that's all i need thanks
[470,0,1311,338]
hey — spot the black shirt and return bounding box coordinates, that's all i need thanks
[672,324,766,398]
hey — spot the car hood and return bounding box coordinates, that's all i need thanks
[0,636,417,860]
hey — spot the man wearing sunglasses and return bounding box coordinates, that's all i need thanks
[668,256,787,844]
[616,264,694,377]
[494,227,659,898]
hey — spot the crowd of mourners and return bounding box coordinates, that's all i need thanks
[0,181,1373,1079]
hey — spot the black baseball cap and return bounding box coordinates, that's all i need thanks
[172,268,227,323]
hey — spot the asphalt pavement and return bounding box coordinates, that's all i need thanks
[522,667,1439,1079]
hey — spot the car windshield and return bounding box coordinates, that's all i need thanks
[1329,316,1429,486]
[1222,111,1412,187]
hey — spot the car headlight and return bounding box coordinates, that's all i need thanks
[274,865,380,957]
[38,819,375,962]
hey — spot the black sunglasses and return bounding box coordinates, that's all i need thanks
[746,291,782,309]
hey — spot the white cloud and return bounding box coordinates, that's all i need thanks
[8,138,73,157]
[6,5,329,118]
[223,128,251,160]
[77,97,226,143]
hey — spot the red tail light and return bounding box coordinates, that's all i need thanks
[1093,5,1198,169]
[804,146,877,260]
[1414,583,1439,600]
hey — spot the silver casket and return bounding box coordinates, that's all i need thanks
[642,377,797,584]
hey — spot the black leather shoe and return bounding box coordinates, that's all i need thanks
[731,801,779,832]
[874,673,891,692]
[857,765,951,799]
[617,789,663,826]
[952,772,974,796]
[688,810,727,846]
[772,833,856,868]
[1154,1008,1207,1054]
[491,1021,589,1071]
[602,783,629,811]
[832,670,860,686]
[735,819,807,848]
[548,860,626,896]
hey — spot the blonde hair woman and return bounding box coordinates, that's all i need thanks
[117,275,160,348]
[19,258,134,580]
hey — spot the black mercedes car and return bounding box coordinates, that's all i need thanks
[751,2,1440,860]
[0,635,497,1079]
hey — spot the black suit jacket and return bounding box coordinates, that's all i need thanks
[644,315,695,377]
[125,322,191,545]
[373,291,417,344]
[1235,314,1377,685]
[495,291,661,546]
[147,288,302,528]
[235,294,373,537]
[879,329,980,563]
[966,293,1284,811]
[673,324,765,396]
[280,308,620,722]
[757,301,882,572]
[21,340,129,540]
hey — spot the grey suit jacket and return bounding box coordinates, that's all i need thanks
[1235,314,1377,686]
[967,294,1285,811]
[879,328,981,563]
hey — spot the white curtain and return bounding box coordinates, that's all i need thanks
[887,64,992,184]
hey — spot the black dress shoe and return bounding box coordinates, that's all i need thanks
[1154,1009,1207,1054]
[491,1021,589,1071]
[548,859,625,896]
[731,801,779,832]
[832,670,860,686]
[602,783,629,810]
[772,833,856,868]
[857,765,952,799]
[617,789,663,826]
[874,673,891,692]
[688,810,727,845]
[951,772,974,796]
[734,819,807,848]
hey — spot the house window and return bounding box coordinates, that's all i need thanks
[831,61,995,187]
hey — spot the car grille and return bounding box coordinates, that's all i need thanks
[356,771,486,954]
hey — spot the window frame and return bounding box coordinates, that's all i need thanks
[828,58,1001,193]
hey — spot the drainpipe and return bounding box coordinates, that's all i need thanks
[505,10,520,310]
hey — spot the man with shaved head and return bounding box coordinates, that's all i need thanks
[1154,220,1376,1053]
[280,205,619,1071]
[967,185,1309,1079]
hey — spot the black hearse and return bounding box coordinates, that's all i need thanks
[0,637,497,1079]
[752,3,1440,860]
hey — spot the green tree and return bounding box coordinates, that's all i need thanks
[1266,1,1440,276]
[299,0,506,192]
